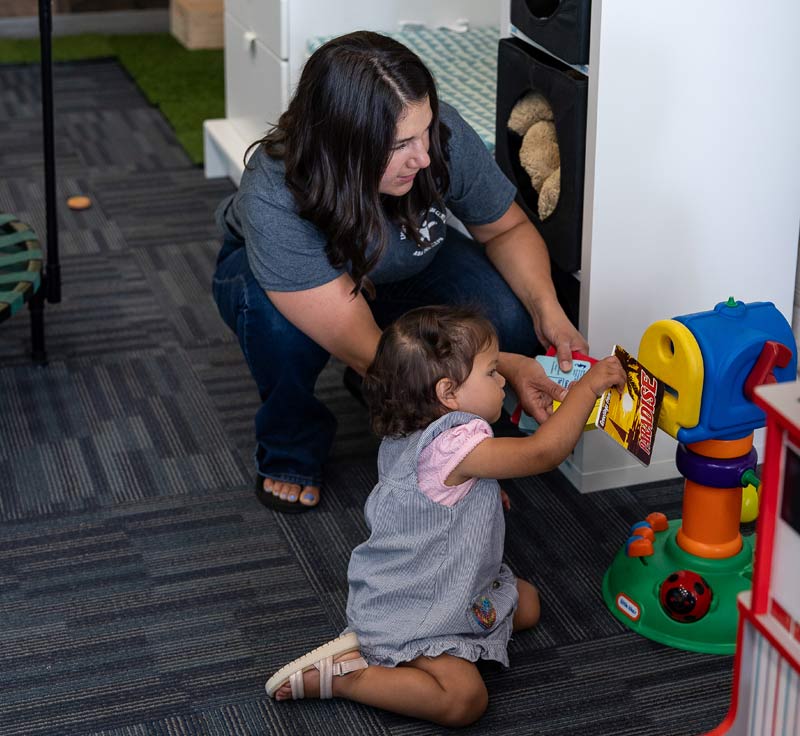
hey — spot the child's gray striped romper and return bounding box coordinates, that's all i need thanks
[345,410,519,667]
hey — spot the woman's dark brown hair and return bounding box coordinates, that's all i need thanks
[364,305,497,438]
[246,31,451,297]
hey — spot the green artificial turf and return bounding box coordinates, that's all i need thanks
[0,33,223,164]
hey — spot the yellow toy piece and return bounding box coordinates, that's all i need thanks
[638,319,704,439]
[740,483,759,523]
[552,396,599,431]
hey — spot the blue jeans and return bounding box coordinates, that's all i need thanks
[212,226,540,487]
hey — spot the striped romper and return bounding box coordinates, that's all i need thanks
[345,411,519,668]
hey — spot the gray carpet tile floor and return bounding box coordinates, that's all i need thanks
[0,59,735,735]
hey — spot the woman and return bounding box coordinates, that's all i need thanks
[212,30,587,512]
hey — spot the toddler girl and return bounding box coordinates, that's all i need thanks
[266,305,625,727]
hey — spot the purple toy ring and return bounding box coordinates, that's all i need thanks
[676,444,757,488]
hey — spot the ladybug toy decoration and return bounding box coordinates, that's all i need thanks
[659,570,713,623]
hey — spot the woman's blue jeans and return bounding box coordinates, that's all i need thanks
[212,226,541,487]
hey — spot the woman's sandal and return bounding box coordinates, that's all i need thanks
[254,475,318,514]
[265,631,368,699]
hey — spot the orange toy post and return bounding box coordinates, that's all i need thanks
[676,436,754,559]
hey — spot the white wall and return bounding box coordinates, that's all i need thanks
[566,0,800,491]
[794,239,800,356]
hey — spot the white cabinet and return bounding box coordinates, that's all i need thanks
[205,0,502,184]
[224,0,288,58]
[223,12,288,151]
[503,1,800,491]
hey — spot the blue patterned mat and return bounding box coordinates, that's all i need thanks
[308,26,499,153]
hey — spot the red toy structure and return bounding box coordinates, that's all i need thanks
[707,380,800,735]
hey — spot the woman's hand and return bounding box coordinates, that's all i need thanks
[499,352,569,425]
[531,300,589,373]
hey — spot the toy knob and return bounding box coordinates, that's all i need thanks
[741,483,759,523]
[646,512,669,532]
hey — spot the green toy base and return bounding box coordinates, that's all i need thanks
[602,520,754,654]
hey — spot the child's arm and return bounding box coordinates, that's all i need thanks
[448,356,626,484]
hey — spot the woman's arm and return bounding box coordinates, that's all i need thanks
[447,357,626,483]
[266,273,381,376]
[467,201,588,372]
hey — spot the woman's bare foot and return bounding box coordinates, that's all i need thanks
[274,650,364,700]
[263,478,320,508]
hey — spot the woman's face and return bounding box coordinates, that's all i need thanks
[378,97,433,197]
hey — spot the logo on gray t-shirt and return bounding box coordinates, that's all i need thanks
[399,206,447,256]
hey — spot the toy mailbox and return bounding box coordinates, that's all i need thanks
[602,299,797,654]
[639,298,797,443]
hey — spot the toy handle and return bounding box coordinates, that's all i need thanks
[544,346,598,365]
[743,340,792,400]
[740,469,760,489]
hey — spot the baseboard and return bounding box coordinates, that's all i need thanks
[560,428,766,493]
[559,454,682,493]
[0,9,168,39]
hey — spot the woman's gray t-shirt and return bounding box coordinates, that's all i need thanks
[215,102,516,292]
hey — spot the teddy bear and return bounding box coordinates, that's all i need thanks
[507,91,560,221]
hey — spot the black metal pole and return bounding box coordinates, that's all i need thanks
[29,285,47,364]
[38,0,60,304]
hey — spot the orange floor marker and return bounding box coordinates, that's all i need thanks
[67,195,92,210]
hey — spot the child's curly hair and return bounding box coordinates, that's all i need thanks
[364,305,498,437]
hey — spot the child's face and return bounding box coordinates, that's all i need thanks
[451,341,506,423]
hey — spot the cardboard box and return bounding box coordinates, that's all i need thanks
[170,0,222,50]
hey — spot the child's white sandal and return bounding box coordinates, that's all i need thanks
[302,654,368,699]
[266,631,368,700]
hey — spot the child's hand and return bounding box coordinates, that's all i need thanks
[500,487,511,511]
[579,356,627,398]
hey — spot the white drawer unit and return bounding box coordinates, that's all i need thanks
[224,12,288,151]
[204,0,503,184]
[224,0,289,58]
[205,0,289,182]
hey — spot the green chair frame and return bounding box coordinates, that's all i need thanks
[0,214,46,360]
[1,1,61,364]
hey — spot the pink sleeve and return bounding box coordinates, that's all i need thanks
[417,419,493,507]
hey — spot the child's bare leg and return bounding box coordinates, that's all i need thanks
[499,487,511,510]
[343,652,488,727]
[277,651,488,727]
[513,578,540,631]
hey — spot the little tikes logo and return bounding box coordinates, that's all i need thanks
[616,593,641,622]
